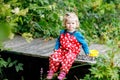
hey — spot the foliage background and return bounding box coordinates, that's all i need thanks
[0,0,120,80]
[0,0,120,44]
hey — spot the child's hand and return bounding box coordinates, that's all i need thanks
[53,49,57,52]
[85,54,89,56]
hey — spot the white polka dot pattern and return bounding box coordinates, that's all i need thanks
[48,32,81,73]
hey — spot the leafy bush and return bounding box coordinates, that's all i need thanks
[1,0,120,43]
[82,42,120,80]
[0,57,23,80]
[0,1,24,80]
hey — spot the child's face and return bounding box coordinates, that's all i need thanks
[65,19,77,32]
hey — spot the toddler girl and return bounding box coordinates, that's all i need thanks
[46,12,90,80]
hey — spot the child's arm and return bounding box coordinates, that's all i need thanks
[53,30,65,51]
[75,32,90,55]
[54,37,60,51]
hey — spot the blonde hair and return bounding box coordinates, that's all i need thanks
[63,12,80,28]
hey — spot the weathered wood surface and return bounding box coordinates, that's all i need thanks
[3,36,108,63]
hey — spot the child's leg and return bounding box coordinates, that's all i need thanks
[61,52,77,73]
[47,50,62,79]
[58,52,77,80]
[49,56,61,72]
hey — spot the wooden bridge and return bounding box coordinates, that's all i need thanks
[0,36,111,80]
[3,36,108,64]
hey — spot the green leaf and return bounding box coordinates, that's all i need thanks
[15,63,23,72]
[0,58,7,67]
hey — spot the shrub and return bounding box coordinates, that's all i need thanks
[1,0,119,44]
[82,42,120,80]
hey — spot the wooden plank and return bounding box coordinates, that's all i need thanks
[3,36,109,63]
